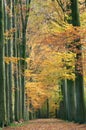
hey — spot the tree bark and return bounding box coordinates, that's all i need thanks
[0,0,6,126]
[71,0,85,123]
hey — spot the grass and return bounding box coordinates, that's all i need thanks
[9,121,29,127]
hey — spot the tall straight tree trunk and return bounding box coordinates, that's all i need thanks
[7,0,14,122]
[21,28,26,119]
[14,0,21,121]
[13,0,20,121]
[0,0,6,126]
[4,0,10,125]
[20,0,31,120]
[71,0,85,123]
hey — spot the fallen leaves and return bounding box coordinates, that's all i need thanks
[3,119,86,130]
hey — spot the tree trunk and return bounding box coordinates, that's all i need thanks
[7,0,14,122]
[20,0,31,120]
[4,1,10,125]
[46,99,49,118]
[71,0,85,123]
[0,0,6,126]
[66,80,75,121]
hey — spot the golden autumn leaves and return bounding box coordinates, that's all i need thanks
[25,43,76,110]
[4,24,86,111]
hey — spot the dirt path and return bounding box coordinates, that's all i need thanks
[3,119,86,130]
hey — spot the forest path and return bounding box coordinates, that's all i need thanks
[3,119,86,130]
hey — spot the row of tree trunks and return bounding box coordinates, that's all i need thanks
[57,0,85,123]
[0,0,31,127]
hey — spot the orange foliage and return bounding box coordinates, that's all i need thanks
[25,22,86,110]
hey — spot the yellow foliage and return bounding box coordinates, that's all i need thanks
[4,57,20,64]
[25,44,76,110]
[80,12,86,27]
[25,81,50,109]
[25,0,84,111]
[4,57,25,64]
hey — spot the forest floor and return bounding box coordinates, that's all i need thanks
[3,119,86,130]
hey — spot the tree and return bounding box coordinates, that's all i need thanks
[71,0,85,123]
[0,0,6,127]
[19,0,31,120]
